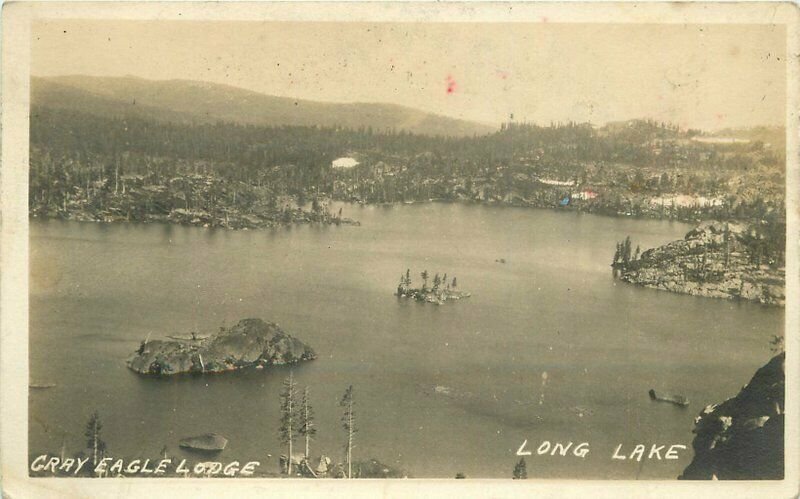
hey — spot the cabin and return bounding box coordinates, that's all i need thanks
[572,189,598,200]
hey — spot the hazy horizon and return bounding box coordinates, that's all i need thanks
[32,21,786,131]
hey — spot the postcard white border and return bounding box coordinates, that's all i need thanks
[2,2,798,498]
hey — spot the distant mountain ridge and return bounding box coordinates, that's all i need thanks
[31,75,496,138]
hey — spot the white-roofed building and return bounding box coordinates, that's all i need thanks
[331,157,360,169]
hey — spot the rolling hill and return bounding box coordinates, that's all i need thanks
[31,75,496,138]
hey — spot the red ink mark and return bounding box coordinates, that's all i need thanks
[716,113,725,121]
[446,75,457,94]
[496,69,509,80]
[541,16,549,23]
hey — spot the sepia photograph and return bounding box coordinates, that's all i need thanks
[1,2,798,497]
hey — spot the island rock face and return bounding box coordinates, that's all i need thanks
[618,222,785,306]
[680,352,784,480]
[127,318,316,375]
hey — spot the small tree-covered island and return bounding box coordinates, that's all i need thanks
[127,318,316,376]
[396,269,470,305]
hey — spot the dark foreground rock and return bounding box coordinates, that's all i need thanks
[127,318,316,376]
[680,352,784,480]
[617,221,785,306]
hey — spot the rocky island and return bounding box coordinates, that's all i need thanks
[612,221,785,306]
[127,318,316,376]
[680,351,784,480]
[395,269,470,305]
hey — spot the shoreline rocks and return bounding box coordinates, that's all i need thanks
[31,210,359,230]
[396,288,471,305]
[127,318,316,376]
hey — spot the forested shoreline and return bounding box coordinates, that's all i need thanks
[30,106,785,229]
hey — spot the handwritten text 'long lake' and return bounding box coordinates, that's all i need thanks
[516,440,687,461]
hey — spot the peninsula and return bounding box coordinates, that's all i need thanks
[127,318,316,376]
[612,221,785,306]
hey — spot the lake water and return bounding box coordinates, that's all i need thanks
[29,203,784,479]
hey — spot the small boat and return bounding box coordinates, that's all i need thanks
[29,383,56,389]
[649,389,689,407]
[167,333,208,342]
[179,433,228,452]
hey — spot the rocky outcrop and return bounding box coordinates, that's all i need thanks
[127,318,316,376]
[396,287,471,305]
[680,352,784,480]
[618,221,785,306]
[179,433,229,451]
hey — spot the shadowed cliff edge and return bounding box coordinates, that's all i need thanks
[680,352,784,480]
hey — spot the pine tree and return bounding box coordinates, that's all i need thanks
[724,223,731,269]
[340,385,357,479]
[420,270,429,291]
[512,457,528,479]
[451,277,457,289]
[279,371,298,475]
[298,386,317,459]
[623,236,632,266]
[769,334,785,354]
[84,411,106,471]
[700,246,708,281]
[433,273,441,291]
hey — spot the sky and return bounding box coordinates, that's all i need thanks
[32,20,787,131]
